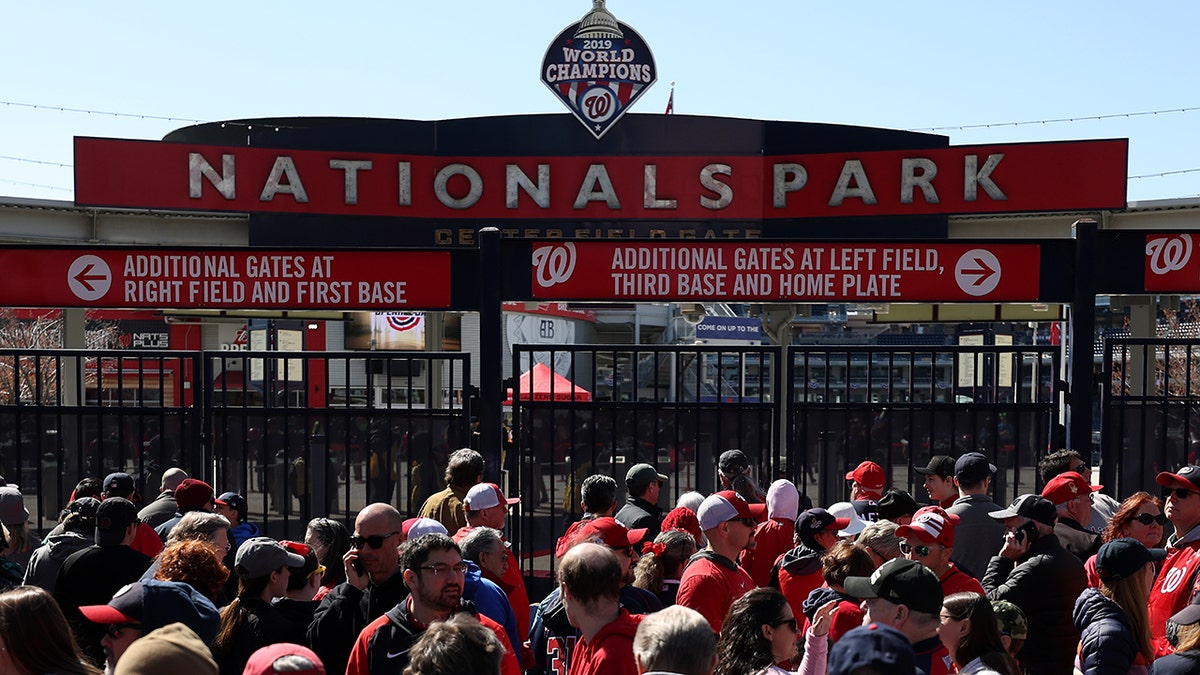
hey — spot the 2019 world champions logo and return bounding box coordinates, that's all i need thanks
[541,1,657,140]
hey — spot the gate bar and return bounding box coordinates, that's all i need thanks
[1069,220,1098,457]
[479,227,503,475]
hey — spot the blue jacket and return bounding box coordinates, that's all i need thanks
[230,521,261,550]
[1073,587,1148,675]
[461,559,519,653]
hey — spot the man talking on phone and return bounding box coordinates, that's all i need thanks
[309,503,408,675]
[982,494,1086,675]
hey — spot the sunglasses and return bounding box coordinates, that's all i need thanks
[106,622,141,639]
[732,518,757,528]
[1166,488,1200,500]
[350,531,400,550]
[898,541,932,557]
[1132,513,1168,526]
[609,545,635,557]
[771,618,799,632]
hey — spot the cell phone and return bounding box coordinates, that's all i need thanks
[1012,522,1039,544]
[352,557,364,576]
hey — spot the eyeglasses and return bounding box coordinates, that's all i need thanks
[106,622,141,639]
[350,531,400,549]
[771,618,799,632]
[1132,513,1168,526]
[307,564,327,581]
[898,541,933,557]
[415,562,469,577]
[1166,488,1200,500]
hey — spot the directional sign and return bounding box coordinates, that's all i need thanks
[0,249,452,309]
[529,241,1040,302]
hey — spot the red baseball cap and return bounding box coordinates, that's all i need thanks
[577,517,647,549]
[1157,466,1200,493]
[896,506,960,547]
[1041,472,1101,505]
[845,461,886,491]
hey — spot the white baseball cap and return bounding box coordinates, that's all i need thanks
[464,483,520,511]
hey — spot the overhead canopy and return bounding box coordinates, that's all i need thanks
[504,362,592,404]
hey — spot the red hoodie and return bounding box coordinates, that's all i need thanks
[567,609,642,675]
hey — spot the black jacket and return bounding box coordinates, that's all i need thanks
[307,571,409,675]
[769,541,823,588]
[614,497,662,540]
[1073,587,1142,675]
[214,597,306,675]
[984,531,1087,675]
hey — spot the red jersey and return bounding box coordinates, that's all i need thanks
[739,519,795,587]
[566,609,642,675]
[940,563,985,596]
[913,635,956,675]
[1150,537,1200,657]
[677,551,755,633]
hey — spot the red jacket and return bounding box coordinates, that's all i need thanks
[940,563,985,597]
[566,609,642,675]
[677,551,754,633]
[739,519,795,587]
[345,598,520,675]
[1150,536,1200,657]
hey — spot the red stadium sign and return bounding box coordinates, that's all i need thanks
[74,137,1127,220]
[529,241,1041,302]
[0,249,451,309]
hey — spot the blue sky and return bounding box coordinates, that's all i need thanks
[1,1,1197,203]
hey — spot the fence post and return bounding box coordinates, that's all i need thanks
[1069,220,1098,459]
[478,228,503,478]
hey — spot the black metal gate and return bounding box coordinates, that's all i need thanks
[787,344,1061,507]
[510,344,780,583]
[509,341,1061,586]
[1101,338,1200,497]
[0,349,200,531]
[0,349,471,540]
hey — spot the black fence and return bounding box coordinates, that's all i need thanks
[509,341,1062,590]
[509,344,779,586]
[1102,338,1200,497]
[0,349,200,531]
[787,345,1061,507]
[0,349,472,541]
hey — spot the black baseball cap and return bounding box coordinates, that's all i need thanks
[719,449,750,473]
[1095,538,1167,582]
[915,455,956,477]
[877,489,919,522]
[989,494,1057,526]
[955,452,998,482]
[844,558,944,615]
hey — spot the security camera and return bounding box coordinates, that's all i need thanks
[680,303,707,325]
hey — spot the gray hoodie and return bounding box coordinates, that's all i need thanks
[22,529,91,592]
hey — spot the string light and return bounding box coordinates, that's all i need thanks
[0,178,71,192]
[0,155,71,168]
[913,105,1200,132]
[1129,168,1200,180]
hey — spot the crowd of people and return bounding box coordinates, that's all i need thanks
[3,446,1200,674]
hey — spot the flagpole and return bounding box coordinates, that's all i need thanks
[665,81,675,114]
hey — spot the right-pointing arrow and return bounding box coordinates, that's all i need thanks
[959,256,997,287]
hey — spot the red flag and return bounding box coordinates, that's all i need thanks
[665,81,674,114]
[1049,321,1061,345]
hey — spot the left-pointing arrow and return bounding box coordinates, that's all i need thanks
[74,263,109,292]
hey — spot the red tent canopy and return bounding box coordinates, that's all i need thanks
[504,362,592,404]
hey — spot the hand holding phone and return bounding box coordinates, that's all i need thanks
[345,549,368,590]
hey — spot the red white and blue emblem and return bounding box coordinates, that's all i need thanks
[384,312,422,332]
[541,1,657,140]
